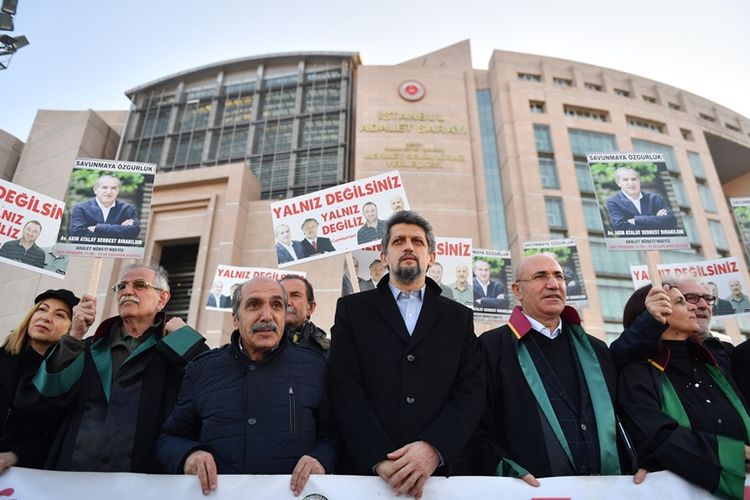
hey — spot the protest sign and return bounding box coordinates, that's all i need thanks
[4,466,739,500]
[730,197,750,259]
[523,239,587,304]
[55,158,156,259]
[271,171,408,268]
[206,265,306,312]
[0,180,68,278]
[587,152,689,251]
[630,256,749,318]
[472,248,512,320]
[341,244,384,296]
[431,237,473,307]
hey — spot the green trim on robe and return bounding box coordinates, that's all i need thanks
[495,457,529,478]
[32,344,85,397]
[159,326,204,358]
[660,367,749,500]
[516,324,621,475]
[715,435,746,500]
[123,334,158,365]
[90,336,114,402]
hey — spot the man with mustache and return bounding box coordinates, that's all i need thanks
[158,277,334,497]
[475,253,626,483]
[279,275,329,356]
[329,211,484,500]
[16,264,207,473]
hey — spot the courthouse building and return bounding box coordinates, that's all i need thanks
[2,40,749,345]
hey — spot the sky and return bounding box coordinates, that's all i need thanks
[2,0,749,142]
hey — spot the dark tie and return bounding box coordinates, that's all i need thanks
[312,240,317,250]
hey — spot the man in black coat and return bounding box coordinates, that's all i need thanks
[328,211,485,500]
[475,253,625,485]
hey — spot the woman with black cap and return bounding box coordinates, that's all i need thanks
[0,288,79,471]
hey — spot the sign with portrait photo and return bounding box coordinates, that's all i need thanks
[0,180,69,278]
[472,248,512,321]
[523,239,588,304]
[730,197,750,259]
[630,256,749,318]
[586,153,689,251]
[54,158,156,259]
[206,265,306,312]
[271,171,409,268]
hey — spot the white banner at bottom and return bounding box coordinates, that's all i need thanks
[0,467,748,499]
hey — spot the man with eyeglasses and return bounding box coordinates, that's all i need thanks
[16,263,207,473]
[610,276,734,373]
[474,253,629,484]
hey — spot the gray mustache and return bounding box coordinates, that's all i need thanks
[119,296,140,306]
[252,321,278,333]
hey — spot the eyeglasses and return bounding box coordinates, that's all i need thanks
[682,293,716,305]
[515,272,566,284]
[112,279,162,293]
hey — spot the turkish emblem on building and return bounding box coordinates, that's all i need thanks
[398,80,425,102]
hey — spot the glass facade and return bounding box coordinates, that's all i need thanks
[122,55,355,199]
[476,89,509,249]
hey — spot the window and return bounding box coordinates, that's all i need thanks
[590,238,644,277]
[614,88,631,97]
[668,102,681,111]
[698,184,717,213]
[529,100,546,113]
[219,94,253,126]
[709,220,728,250]
[584,82,603,91]
[626,116,666,134]
[477,89,509,249]
[224,80,256,95]
[575,161,595,193]
[210,126,249,161]
[682,214,700,246]
[699,113,716,123]
[303,83,341,113]
[545,197,566,229]
[253,120,293,154]
[687,152,706,179]
[305,68,342,82]
[259,88,297,119]
[263,74,298,89]
[534,124,553,153]
[583,199,604,232]
[642,95,657,104]
[632,139,679,173]
[299,114,341,148]
[568,129,617,157]
[172,132,205,166]
[726,123,741,132]
[553,77,573,87]
[179,99,213,131]
[564,105,609,122]
[138,107,170,138]
[670,177,688,206]
[681,128,694,141]
[518,72,542,82]
[539,157,560,189]
[294,148,339,187]
[598,277,641,319]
